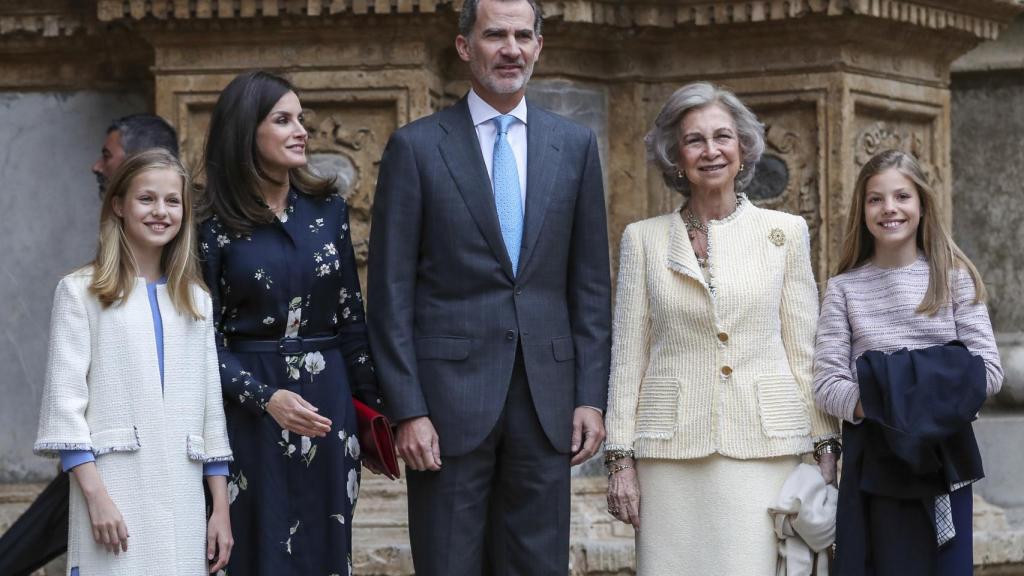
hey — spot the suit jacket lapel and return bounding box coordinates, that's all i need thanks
[438,98,515,281]
[519,104,562,276]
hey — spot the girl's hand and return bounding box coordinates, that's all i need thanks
[207,506,233,573]
[73,463,129,554]
[817,452,838,485]
[267,389,332,437]
[205,474,233,573]
[606,458,641,530]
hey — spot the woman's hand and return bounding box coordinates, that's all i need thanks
[267,389,332,437]
[606,458,641,529]
[73,463,129,555]
[853,401,865,420]
[206,475,233,572]
[817,452,838,485]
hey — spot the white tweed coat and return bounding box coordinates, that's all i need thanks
[34,268,232,576]
[605,200,839,460]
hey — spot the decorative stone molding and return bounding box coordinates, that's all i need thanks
[0,13,87,37]
[0,1,93,37]
[90,0,1022,41]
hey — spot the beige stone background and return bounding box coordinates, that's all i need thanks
[1,1,1023,574]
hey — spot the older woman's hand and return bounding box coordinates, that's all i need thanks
[818,452,838,485]
[607,458,641,529]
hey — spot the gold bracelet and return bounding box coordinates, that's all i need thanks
[607,462,634,478]
[604,448,634,465]
[813,440,842,462]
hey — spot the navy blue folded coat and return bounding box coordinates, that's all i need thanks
[835,341,986,576]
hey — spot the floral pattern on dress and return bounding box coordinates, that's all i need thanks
[199,188,377,575]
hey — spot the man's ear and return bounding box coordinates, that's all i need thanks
[455,35,471,63]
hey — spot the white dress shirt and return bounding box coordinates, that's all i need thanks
[468,89,528,207]
[467,90,603,417]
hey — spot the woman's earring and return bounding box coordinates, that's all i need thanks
[676,168,685,179]
[740,163,746,171]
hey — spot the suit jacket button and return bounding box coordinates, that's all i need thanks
[506,330,516,341]
[717,332,729,343]
[720,365,733,377]
[515,288,522,296]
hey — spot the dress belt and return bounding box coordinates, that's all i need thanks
[227,334,341,356]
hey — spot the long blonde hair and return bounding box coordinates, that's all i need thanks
[836,149,986,315]
[89,149,205,320]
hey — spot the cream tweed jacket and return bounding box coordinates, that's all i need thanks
[605,200,839,460]
[35,268,232,576]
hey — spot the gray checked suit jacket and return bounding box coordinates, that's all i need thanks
[366,96,611,457]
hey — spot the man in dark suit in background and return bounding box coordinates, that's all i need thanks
[366,0,612,573]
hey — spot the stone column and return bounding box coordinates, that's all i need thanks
[952,13,1024,570]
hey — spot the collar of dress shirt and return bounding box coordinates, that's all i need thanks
[467,89,528,128]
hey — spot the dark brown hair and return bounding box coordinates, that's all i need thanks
[197,70,335,233]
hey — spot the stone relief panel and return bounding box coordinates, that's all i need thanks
[174,88,406,289]
[746,101,825,282]
[302,97,397,278]
[853,118,943,191]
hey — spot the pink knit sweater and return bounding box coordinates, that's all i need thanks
[813,256,1003,423]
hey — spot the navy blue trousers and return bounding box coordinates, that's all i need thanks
[937,485,973,576]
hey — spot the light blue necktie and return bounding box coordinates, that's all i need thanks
[492,114,524,275]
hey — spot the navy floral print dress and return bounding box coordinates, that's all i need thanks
[199,188,378,576]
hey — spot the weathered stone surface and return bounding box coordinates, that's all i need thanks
[951,66,1024,336]
[974,414,1024,510]
[0,90,144,483]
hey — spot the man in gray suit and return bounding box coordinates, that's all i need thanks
[366,0,611,573]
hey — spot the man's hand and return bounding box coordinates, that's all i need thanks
[570,407,606,466]
[397,416,441,471]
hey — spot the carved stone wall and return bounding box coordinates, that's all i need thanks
[2,0,1024,573]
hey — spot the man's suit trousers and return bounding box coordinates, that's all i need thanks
[406,347,572,576]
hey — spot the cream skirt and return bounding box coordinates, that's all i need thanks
[635,454,801,576]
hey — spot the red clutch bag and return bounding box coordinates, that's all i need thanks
[354,398,400,480]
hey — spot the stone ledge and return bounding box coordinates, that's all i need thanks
[87,0,1021,41]
[4,478,1024,574]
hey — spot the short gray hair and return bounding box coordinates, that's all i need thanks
[645,82,765,196]
[459,0,542,37]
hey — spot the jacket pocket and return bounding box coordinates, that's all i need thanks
[756,375,811,438]
[415,337,470,360]
[90,427,141,456]
[635,377,679,439]
[552,336,575,362]
[186,434,206,462]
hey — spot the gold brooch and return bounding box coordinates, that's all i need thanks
[769,228,785,246]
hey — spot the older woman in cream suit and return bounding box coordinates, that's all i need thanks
[604,82,839,575]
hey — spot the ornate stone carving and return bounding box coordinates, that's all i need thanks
[747,102,825,280]
[854,120,942,189]
[304,104,392,275]
[88,0,1020,42]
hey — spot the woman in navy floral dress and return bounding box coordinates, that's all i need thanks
[198,71,380,575]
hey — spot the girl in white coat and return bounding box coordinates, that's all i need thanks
[34,149,234,575]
